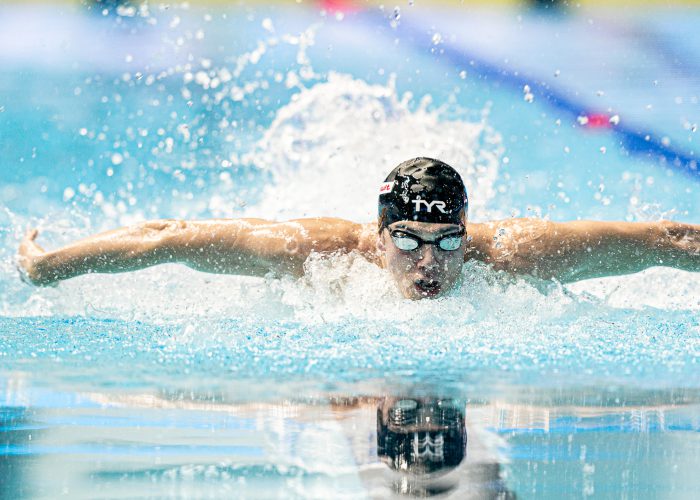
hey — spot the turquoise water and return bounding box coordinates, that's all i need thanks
[1,3,699,498]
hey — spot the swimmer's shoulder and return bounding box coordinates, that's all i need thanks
[465,221,495,263]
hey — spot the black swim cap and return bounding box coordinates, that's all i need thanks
[378,157,468,230]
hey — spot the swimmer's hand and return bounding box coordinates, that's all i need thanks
[18,229,55,286]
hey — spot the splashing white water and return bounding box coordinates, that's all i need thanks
[243,72,503,222]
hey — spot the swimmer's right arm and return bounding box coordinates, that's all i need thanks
[18,218,376,286]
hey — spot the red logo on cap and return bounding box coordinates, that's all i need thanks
[379,182,393,194]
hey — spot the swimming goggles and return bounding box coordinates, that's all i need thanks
[390,228,465,252]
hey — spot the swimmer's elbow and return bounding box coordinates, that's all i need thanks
[132,219,191,261]
[138,219,188,238]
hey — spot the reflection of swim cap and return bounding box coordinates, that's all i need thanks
[377,398,467,476]
[378,158,468,230]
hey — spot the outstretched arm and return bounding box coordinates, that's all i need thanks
[18,218,375,286]
[466,219,700,283]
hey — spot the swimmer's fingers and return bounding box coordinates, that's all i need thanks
[19,229,45,256]
[17,229,49,286]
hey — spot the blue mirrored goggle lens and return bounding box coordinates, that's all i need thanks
[391,235,420,251]
[438,236,463,251]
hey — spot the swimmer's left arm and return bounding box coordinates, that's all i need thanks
[468,219,700,282]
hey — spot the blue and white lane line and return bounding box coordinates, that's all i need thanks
[363,12,699,180]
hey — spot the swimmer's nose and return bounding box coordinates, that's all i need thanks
[417,244,438,270]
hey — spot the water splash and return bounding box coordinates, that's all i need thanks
[244,72,502,222]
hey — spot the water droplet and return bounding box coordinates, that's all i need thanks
[393,6,401,20]
[431,32,442,45]
[111,153,124,165]
[609,115,620,125]
[262,18,274,32]
[63,187,75,201]
[459,70,467,79]
[661,136,671,146]
[596,90,605,96]
[577,116,589,126]
[599,146,607,154]
[564,146,570,154]
[554,69,560,77]
[524,92,534,103]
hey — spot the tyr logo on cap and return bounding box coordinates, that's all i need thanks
[413,199,447,213]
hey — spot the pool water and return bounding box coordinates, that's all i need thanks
[1,2,699,498]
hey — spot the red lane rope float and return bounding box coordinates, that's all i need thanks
[584,113,612,129]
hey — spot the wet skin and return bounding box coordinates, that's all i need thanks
[378,221,466,300]
[18,217,700,296]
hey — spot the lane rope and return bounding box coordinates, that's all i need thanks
[361,11,698,179]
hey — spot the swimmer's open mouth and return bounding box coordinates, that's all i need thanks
[414,279,441,297]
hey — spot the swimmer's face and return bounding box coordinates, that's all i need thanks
[378,221,465,300]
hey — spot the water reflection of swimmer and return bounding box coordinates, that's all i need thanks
[332,396,514,498]
[18,157,700,300]
[377,398,467,477]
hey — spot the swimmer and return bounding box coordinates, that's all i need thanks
[17,157,700,299]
